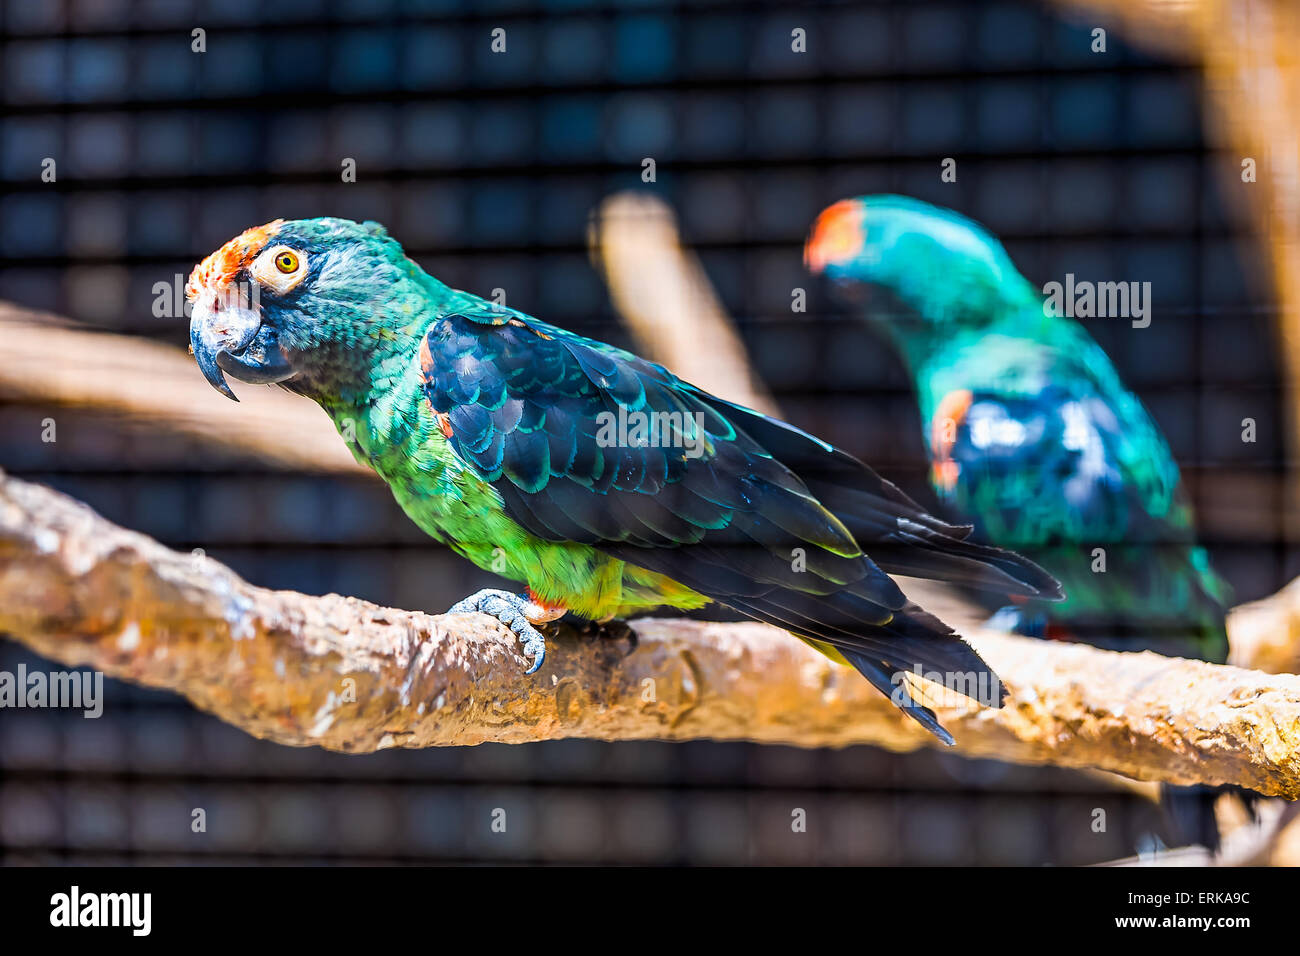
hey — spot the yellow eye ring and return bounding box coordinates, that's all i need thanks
[275,251,299,274]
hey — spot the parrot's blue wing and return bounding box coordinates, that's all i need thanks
[419,305,1069,724]
[422,308,903,613]
[931,384,1229,659]
[932,384,1147,543]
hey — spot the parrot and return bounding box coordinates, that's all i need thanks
[187,216,1063,746]
[804,194,1240,847]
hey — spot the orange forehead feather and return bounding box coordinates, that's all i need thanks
[186,219,284,301]
[804,200,865,274]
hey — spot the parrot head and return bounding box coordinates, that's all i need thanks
[187,217,426,401]
[804,195,1026,337]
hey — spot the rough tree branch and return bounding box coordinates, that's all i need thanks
[2,471,1299,797]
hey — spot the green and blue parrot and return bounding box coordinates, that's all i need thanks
[805,194,1239,846]
[187,216,1063,745]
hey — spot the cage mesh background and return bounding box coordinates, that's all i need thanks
[0,0,1285,863]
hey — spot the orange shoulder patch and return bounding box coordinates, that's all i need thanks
[931,389,973,451]
[929,389,974,493]
[436,412,454,439]
[418,331,435,381]
[418,334,453,438]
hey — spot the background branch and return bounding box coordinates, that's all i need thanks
[588,192,779,415]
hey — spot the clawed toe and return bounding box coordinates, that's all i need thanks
[447,588,549,673]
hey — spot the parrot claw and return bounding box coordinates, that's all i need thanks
[448,589,549,674]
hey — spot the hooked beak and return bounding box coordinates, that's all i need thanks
[189,298,297,402]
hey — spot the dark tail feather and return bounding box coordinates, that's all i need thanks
[817,484,1063,600]
[731,594,1005,746]
[864,516,1064,601]
[875,604,1008,708]
[738,591,1008,712]
[840,649,955,746]
[689,396,1064,603]
[838,604,1007,745]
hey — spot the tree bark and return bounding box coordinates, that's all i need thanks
[3,471,1299,797]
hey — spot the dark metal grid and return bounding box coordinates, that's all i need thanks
[0,0,1283,864]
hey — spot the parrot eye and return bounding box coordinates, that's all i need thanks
[252,245,308,295]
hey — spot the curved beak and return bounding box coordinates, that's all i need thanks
[189,299,297,402]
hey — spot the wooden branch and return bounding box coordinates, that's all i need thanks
[3,470,1300,797]
[1227,576,1300,675]
[0,303,363,474]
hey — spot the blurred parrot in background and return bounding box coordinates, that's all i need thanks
[187,216,1062,745]
[805,194,1239,847]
